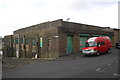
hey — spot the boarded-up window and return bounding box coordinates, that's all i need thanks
[25,38,29,44]
[15,38,18,44]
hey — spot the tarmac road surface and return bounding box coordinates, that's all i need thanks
[2,48,119,78]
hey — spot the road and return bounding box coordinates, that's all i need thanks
[2,48,119,78]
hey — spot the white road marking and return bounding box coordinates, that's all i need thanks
[96,68,101,71]
[113,73,120,77]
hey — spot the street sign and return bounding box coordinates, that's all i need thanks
[40,37,42,47]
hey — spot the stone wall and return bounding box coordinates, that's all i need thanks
[112,29,120,46]
[4,27,59,58]
[3,19,115,58]
[3,35,14,57]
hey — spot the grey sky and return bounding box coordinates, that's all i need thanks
[0,0,119,37]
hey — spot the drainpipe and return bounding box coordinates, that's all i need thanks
[23,35,26,58]
[10,35,12,57]
[14,37,16,57]
[36,34,40,58]
[16,34,20,58]
[48,37,51,58]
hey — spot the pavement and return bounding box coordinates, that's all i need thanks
[2,48,120,78]
[2,51,83,70]
[2,58,38,70]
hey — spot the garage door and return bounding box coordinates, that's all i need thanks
[67,36,73,54]
[79,37,88,50]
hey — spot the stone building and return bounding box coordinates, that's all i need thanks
[3,19,116,58]
[112,28,120,46]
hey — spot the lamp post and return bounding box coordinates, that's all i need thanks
[66,18,70,22]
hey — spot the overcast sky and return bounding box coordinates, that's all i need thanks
[0,0,119,37]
